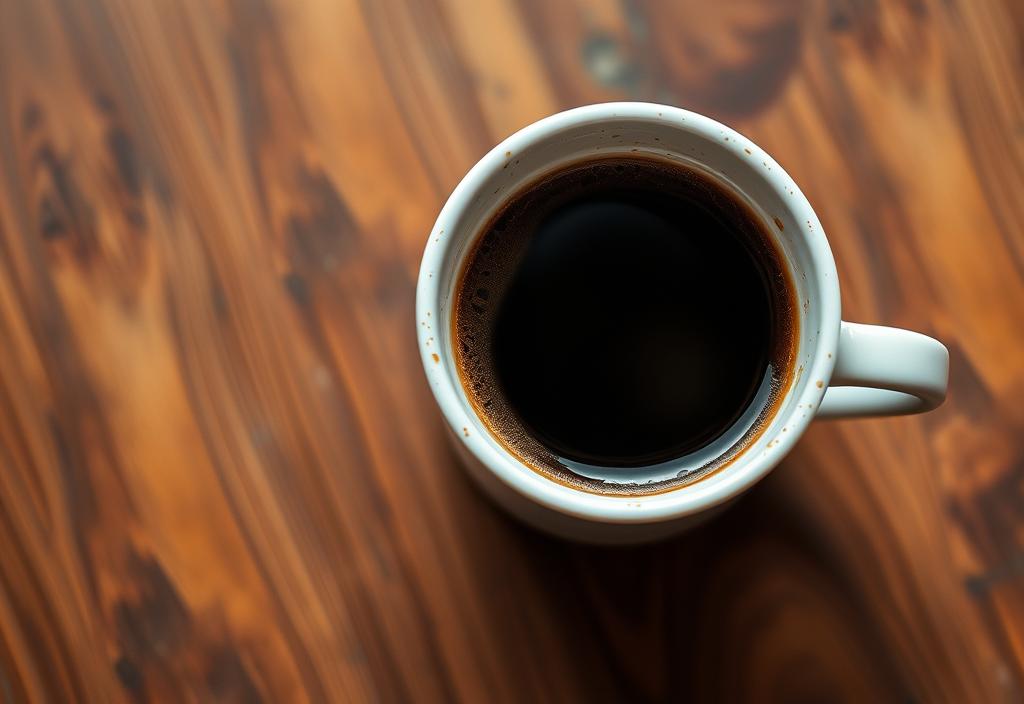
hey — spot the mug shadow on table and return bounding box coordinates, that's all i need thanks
[446,447,911,703]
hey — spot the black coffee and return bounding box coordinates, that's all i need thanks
[454,156,796,494]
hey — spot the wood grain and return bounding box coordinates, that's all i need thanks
[0,0,1021,701]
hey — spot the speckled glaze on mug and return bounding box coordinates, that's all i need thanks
[416,103,948,544]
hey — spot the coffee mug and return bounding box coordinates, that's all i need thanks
[416,103,948,544]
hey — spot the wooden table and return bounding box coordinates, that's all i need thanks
[0,0,1021,701]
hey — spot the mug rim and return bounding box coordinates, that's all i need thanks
[416,102,840,524]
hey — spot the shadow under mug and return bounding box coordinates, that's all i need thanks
[416,103,948,544]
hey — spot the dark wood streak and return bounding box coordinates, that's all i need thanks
[0,0,1021,701]
[639,0,806,119]
[278,266,466,704]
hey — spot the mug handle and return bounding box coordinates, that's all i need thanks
[816,322,949,419]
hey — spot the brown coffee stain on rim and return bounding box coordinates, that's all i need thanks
[450,154,801,496]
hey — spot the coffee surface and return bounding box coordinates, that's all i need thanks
[454,155,796,494]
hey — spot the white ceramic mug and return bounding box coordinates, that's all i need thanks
[416,103,948,544]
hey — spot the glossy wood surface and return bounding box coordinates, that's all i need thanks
[0,0,1022,701]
